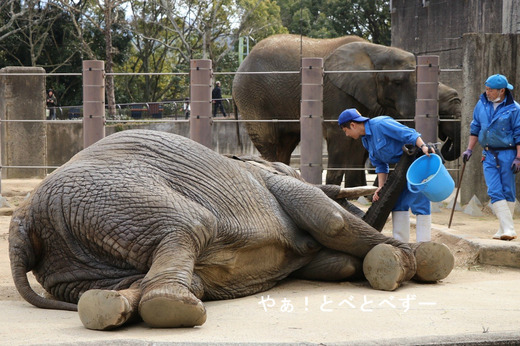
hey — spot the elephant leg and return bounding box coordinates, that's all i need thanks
[342,169,368,188]
[246,123,299,164]
[410,242,454,282]
[290,248,363,281]
[277,131,300,164]
[78,285,141,331]
[325,135,368,187]
[138,226,212,328]
[266,174,416,291]
[362,244,416,291]
[245,123,278,162]
[343,140,369,187]
[325,168,346,186]
[324,132,349,186]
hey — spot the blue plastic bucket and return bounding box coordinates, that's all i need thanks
[406,153,455,202]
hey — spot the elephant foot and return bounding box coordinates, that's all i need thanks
[139,286,207,328]
[362,244,416,291]
[78,289,139,330]
[412,242,454,282]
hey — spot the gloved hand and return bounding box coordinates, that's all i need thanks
[512,157,520,174]
[462,149,472,163]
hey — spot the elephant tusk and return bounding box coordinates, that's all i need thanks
[336,186,378,199]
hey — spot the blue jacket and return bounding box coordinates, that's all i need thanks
[470,90,520,149]
[361,116,421,174]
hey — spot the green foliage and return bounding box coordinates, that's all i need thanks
[328,0,391,45]
[0,0,390,108]
[277,0,390,44]
[236,0,287,42]
[0,1,132,106]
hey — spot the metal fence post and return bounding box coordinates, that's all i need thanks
[300,58,324,184]
[83,60,106,148]
[415,56,439,144]
[190,59,212,148]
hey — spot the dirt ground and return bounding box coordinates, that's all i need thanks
[1,178,520,345]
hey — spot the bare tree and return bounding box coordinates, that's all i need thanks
[120,0,285,103]
[20,2,58,66]
[99,0,126,117]
[153,0,275,67]
[0,0,30,42]
[55,0,127,117]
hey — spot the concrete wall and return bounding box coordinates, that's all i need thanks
[391,0,516,95]
[44,120,261,174]
[461,33,520,205]
[0,67,47,179]
[46,122,84,168]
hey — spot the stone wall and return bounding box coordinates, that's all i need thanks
[44,120,261,175]
[391,0,517,94]
[0,67,46,179]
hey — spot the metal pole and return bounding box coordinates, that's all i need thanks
[415,56,439,144]
[82,60,106,148]
[448,161,466,228]
[300,58,323,184]
[190,59,212,148]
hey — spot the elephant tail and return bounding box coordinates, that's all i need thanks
[9,212,77,311]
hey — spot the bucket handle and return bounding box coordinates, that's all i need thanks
[407,181,423,193]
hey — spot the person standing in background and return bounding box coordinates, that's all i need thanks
[183,97,190,119]
[46,89,57,120]
[212,81,227,117]
[462,74,520,241]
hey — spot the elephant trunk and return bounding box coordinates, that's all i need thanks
[440,135,461,161]
[438,83,462,161]
[9,214,77,311]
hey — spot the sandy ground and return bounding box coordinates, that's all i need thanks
[1,179,520,345]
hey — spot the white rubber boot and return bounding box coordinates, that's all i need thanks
[490,203,504,240]
[416,214,432,243]
[492,200,517,241]
[492,201,516,239]
[392,210,410,242]
[508,201,516,218]
[492,224,504,239]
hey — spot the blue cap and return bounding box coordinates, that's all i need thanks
[338,108,369,126]
[485,74,514,90]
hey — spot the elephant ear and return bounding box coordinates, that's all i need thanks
[325,42,379,109]
[325,42,416,111]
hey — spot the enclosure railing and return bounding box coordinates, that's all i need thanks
[0,60,462,186]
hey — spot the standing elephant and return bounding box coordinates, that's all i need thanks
[9,130,454,330]
[232,34,461,186]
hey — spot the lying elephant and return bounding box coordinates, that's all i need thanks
[232,34,461,187]
[9,130,454,330]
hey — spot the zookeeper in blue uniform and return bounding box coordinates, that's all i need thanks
[463,74,520,241]
[338,108,432,243]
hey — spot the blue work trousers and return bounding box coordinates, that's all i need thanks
[393,187,431,215]
[482,149,517,203]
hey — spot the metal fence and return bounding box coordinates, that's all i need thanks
[0,59,461,186]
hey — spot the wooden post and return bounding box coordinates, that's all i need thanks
[300,58,323,184]
[414,56,439,143]
[415,56,439,145]
[83,60,106,148]
[190,59,212,148]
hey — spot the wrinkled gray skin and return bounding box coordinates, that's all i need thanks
[232,34,461,187]
[9,130,452,330]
